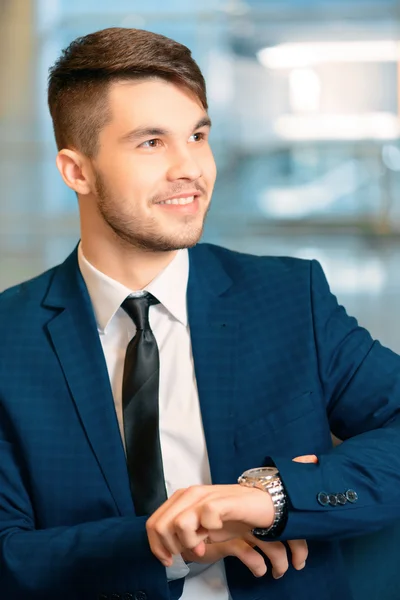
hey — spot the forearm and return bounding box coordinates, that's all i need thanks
[0,516,169,599]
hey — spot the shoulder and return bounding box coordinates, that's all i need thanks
[194,242,314,284]
[0,267,57,324]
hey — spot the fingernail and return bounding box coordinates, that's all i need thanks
[296,561,306,570]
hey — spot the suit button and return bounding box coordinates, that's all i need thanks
[134,593,147,600]
[122,595,133,600]
[317,491,329,506]
[346,489,358,503]
[328,493,338,507]
[337,493,347,505]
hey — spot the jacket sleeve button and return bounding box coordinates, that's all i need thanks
[328,493,338,507]
[346,489,358,503]
[337,492,347,505]
[134,592,147,600]
[317,491,329,506]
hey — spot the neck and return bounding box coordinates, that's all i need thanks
[80,235,178,291]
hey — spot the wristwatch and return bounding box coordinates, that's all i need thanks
[238,466,288,538]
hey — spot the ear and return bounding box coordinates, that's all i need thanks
[56,149,93,195]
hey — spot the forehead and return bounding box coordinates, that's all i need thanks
[106,79,206,131]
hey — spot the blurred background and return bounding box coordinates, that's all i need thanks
[2,0,400,352]
[1,1,400,596]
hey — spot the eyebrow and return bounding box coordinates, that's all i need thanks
[119,116,212,144]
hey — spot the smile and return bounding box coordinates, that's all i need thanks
[158,196,195,206]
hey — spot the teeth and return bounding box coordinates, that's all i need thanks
[159,196,195,205]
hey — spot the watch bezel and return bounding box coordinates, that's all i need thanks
[238,466,279,484]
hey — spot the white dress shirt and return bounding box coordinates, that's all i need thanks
[78,245,231,600]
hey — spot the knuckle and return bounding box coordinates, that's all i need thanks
[203,499,214,511]
[174,516,189,533]
[145,522,155,537]
[187,484,205,498]
[153,523,168,539]
[203,497,219,513]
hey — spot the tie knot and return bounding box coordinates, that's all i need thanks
[122,293,159,330]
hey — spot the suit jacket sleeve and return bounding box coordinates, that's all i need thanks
[272,259,400,541]
[0,414,168,599]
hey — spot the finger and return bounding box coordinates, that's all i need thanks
[146,486,210,562]
[147,484,262,562]
[183,535,211,558]
[147,486,203,527]
[252,539,289,580]
[187,540,207,559]
[174,508,209,550]
[158,529,185,557]
[287,539,308,570]
[228,540,267,577]
[183,541,230,565]
[173,496,251,549]
[198,491,267,535]
[146,519,187,565]
[182,539,267,577]
[292,455,318,464]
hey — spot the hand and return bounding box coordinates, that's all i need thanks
[146,483,275,566]
[292,454,318,465]
[146,453,318,567]
[180,453,317,580]
[182,536,308,579]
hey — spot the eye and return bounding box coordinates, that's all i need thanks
[189,132,206,143]
[140,139,162,148]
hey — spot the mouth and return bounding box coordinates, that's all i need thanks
[155,192,202,215]
[158,195,196,206]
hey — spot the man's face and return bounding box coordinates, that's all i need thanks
[90,78,216,252]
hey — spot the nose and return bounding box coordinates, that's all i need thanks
[166,147,202,182]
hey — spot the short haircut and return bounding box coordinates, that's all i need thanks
[48,27,208,157]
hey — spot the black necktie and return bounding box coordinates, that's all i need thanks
[122,293,167,516]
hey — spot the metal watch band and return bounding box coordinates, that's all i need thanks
[252,475,287,537]
[238,471,288,538]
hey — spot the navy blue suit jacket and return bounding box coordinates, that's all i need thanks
[1,243,400,600]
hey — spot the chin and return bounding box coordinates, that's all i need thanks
[157,236,202,252]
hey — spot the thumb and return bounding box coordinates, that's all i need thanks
[292,454,318,464]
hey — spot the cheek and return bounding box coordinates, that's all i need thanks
[201,150,217,187]
[101,155,158,197]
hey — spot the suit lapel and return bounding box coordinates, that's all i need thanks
[43,244,240,509]
[43,249,133,516]
[188,245,240,485]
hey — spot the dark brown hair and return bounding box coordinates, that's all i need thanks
[48,27,208,157]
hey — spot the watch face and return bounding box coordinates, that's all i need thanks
[244,467,278,479]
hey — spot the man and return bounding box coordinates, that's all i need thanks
[0,27,400,600]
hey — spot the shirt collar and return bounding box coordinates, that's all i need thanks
[78,244,189,332]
